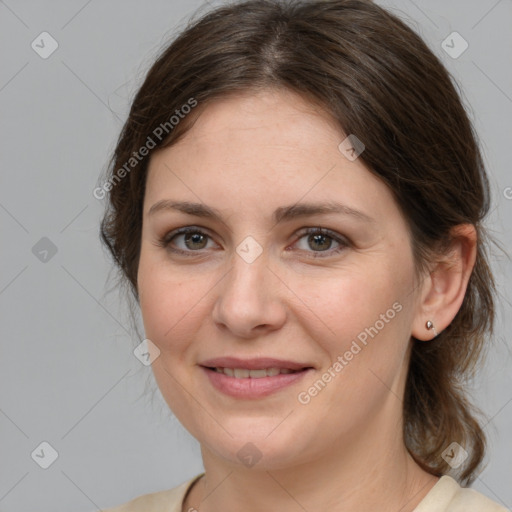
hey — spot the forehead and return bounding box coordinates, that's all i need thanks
[172,88,342,152]
[144,89,401,230]
[147,89,349,188]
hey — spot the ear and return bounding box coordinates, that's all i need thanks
[411,224,477,341]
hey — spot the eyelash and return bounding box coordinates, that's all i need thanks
[155,226,349,259]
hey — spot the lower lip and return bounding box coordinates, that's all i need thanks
[201,366,312,399]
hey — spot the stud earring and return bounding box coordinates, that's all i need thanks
[425,320,438,338]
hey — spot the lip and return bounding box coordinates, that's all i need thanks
[199,356,313,371]
[200,366,313,399]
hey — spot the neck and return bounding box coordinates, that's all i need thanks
[185,417,438,512]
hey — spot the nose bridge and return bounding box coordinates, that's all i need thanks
[224,230,269,297]
[223,247,270,310]
[212,243,285,336]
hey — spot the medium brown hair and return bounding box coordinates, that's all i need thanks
[99,0,499,484]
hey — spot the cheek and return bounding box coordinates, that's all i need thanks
[296,261,413,390]
[138,257,204,356]
[297,263,406,340]
[137,259,209,431]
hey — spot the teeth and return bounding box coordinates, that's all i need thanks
[214,367,298,378]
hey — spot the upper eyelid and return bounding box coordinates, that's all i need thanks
[164,226,217,244]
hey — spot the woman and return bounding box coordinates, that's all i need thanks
[98,0,507,510]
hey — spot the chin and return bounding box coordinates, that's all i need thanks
[200,424,316,471]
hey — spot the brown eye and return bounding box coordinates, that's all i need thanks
[306,233,334,251]
[293,227,349,258]
[182,231,208,250]
[158,227,216,254]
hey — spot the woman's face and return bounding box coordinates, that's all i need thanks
[137,88,422,470]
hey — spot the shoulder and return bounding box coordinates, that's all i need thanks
[101,473,204,512]
[447,484,510,512]
[414,475,509,512]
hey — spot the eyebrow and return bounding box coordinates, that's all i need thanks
[148,200,375,224]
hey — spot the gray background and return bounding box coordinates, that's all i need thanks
[1,0,511,510]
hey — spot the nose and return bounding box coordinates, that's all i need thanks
[211,250,287,339]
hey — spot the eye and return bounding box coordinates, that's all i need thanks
[291,227,349,257]
[156,227,217,255]
[155,226,349,258]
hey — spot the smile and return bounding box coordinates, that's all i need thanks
[211,367,299,378]
[201,366,312,399]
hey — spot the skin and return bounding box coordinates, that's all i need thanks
[136,88,477,512]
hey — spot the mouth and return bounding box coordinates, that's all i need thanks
[204,366,309,378]
[198,357,314,399]
[199,356,313,375]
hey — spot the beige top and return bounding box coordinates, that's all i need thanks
[102,473,509,512]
